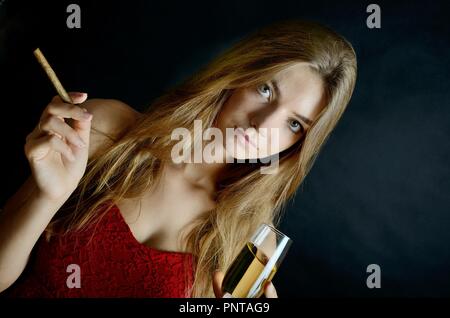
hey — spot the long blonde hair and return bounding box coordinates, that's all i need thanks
[46,20,357,297]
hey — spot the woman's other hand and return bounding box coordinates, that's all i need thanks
[212,270,278,298]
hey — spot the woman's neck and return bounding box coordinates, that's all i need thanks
[168,138,232,194]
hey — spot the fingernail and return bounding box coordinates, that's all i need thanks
[71,92,86,98]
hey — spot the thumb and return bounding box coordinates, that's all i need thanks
[68,92,92,143]
[212,270,225,298]
[68,92,88,104]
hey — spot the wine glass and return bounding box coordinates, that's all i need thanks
[221,223,292,298]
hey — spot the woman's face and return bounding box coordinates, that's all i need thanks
[215,62,327,160]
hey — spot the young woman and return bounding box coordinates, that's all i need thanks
[0,20,357,298]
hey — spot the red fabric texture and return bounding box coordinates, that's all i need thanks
[2,203,196,298]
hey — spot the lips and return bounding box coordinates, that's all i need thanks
[234,126,258,149]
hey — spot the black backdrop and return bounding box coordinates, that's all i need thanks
[1,0,449,297]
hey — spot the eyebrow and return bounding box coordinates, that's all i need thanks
[270,79,314,127]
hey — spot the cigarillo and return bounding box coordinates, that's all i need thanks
[33,48,74,104]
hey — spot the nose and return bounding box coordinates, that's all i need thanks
[245,120,265,140]
[249,104,285,134]
[248,109,280,137]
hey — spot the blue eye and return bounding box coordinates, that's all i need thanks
[288,118,304,134]
[257,83,272,100]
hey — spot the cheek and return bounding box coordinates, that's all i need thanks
[282,131,300,149]
[216,91,249,127]
[265,129,300,154]
[215,100,234,129]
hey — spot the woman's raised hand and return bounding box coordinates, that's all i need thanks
[24,92,93,202]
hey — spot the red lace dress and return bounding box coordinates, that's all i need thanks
[2,203,196,298]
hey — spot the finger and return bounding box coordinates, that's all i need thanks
[50,92,88,105]
[212,270,225,298]
[43,100,93,122]
[27,121,64,142]
[264,281,278,298]
[69,92,89,105]
[71,106,92,144]
[39,115,86,148]
[25,134,76,162]
[26,122,46,142]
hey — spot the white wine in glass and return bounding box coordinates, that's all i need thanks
[221,223,292,298]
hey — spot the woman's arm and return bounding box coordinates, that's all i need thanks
[0,97,139,293]
[0,182,69,292]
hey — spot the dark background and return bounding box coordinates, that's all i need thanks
[1,0,449,297]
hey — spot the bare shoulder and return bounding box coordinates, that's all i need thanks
[80,98,141,157]
[82,98,141,137]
